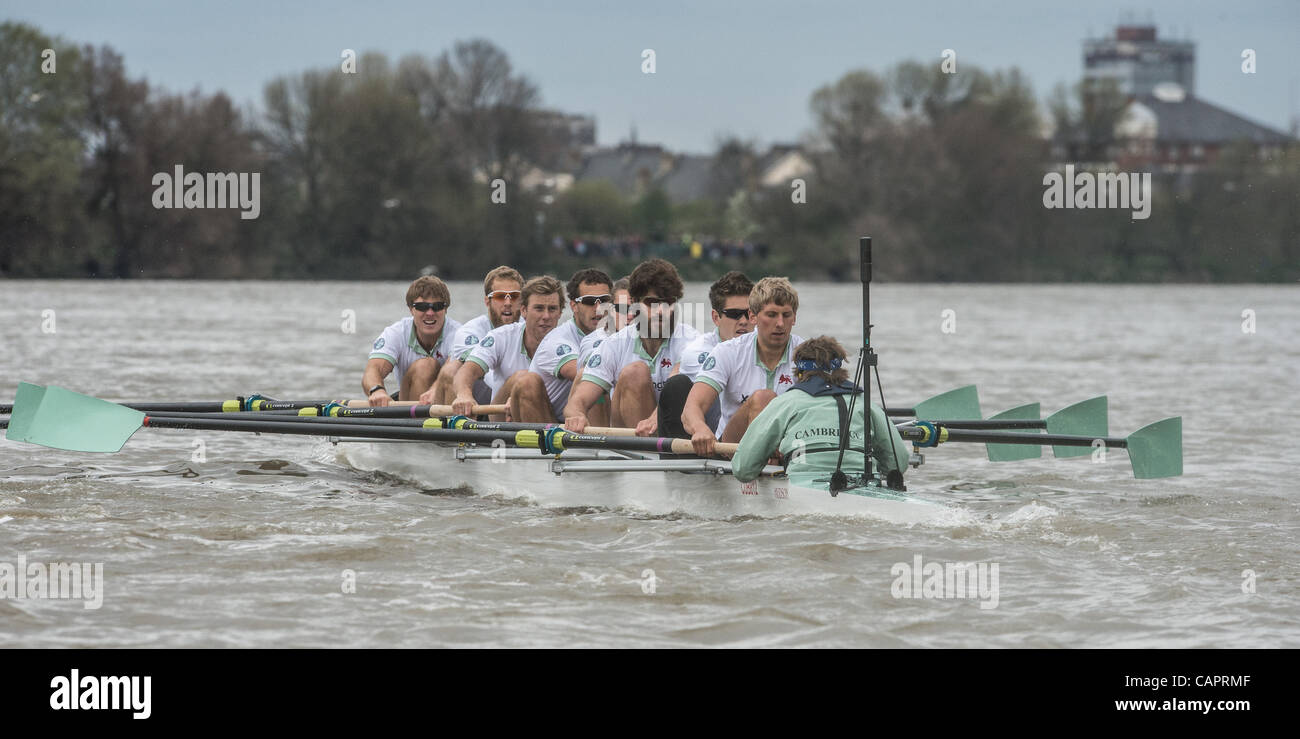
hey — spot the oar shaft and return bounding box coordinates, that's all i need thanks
[329,404,507,418]
[899,419,1048,430]
[137,415,731,455]
[900,426,1129,448]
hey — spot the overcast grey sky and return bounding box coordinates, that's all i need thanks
[5,0,1296,153]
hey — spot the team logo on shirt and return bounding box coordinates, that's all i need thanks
[697,351,708,363]
[587,355,602,368]
[660,357,672,369]
[465,335,479,345]
[778,374,793,384]
[556,344,572,356]
[703,356,716,371]
[480,336,495,347]
[373,338,385,350]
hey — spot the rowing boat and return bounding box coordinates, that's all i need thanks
[332,437,953,524]
[1,236,1183,523]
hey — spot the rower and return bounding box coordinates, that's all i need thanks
[423,265,523,405]
[510,269,613,423]
[682,277,803,455]
[363,276,463,407]
[729,336,910,491]
[564,259,699,435]
[572,276,630,427]
[657,270,754,438]
[450,276,565,420]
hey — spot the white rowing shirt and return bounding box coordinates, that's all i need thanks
[466,321,538,391]
[369,316,463,387]
[452,314,509,391]
[530,319,587,420]
[678,329,720,380]
[577,327,608,371]
[695,331,804,437]
[581,321,700,400]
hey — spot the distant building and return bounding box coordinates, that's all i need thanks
[1083,24,1195,96]
[1115,86,1291,172]
[1058,24,1291,172]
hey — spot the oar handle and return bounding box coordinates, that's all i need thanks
[665,438,739,455]
[585,425,637,436]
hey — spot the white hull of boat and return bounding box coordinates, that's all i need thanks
[333,439,951,525]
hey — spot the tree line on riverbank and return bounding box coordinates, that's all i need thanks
[1,22,1295,282]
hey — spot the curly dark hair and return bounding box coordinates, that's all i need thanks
[566,268,613,302]
[627,259,684,303]
[707,271,754,311]
[793,336,850,384]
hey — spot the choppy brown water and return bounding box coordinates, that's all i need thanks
[1,280,1297,647]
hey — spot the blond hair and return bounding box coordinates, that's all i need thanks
[483,265,524,294]
[749,276,799,314]
[521,275,565,308]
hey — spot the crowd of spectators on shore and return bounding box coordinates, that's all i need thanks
[550,235,770,261]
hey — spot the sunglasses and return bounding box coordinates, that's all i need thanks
[487,290,522,302]
[574,294,612,306]
[410,301,448,313]
[641,297,676,307]
[612,303,634,314]
[719,308,751,320]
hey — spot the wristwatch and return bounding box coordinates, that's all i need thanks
[367,384,386,396]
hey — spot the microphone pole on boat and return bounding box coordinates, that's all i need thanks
[860,236,875,487]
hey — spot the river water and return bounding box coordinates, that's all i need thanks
[1,279,1296,647]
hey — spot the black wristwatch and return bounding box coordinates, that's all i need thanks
[367,384,386,396]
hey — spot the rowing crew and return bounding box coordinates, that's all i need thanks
[359,259,907,489]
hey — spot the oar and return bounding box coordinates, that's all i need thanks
[137,411,646,441]
[5,384,732,457]
[0,397,336,414]
[315,403,507,418]
[887,385,981,420]
[431,418,638,437]
[898,418,1181,479]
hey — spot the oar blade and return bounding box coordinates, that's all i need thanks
[1126,417,1182,479]
[1046,396,1108,459]
[5,383,145,452]
[912,385,981,421]
[985,403,1041,462]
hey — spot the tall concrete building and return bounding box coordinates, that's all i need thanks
[1083,24,1195,96]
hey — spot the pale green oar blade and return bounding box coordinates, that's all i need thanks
[1126,417,1182,479]
[4,382,46,441]
[5,382,145,452]
[1046,395,1108,459]
[913,385,981,421]
[986,402,1041,462]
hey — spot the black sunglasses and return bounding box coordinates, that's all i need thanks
[574,294,612,306]
[410,301,448,313]
[612,303,634,314]
[642,297,676,307]
[719,308,751,320]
